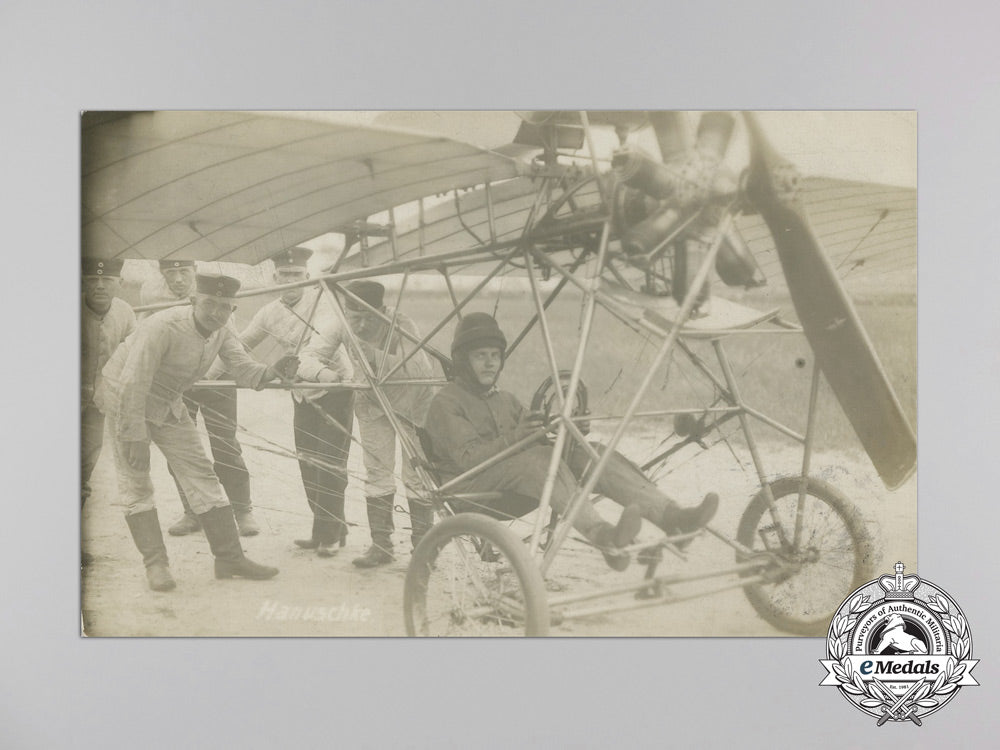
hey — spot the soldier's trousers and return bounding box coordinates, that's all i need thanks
[81,403,105,506]
[112,409,230,516]
[169,386,252,515]
[293,391,355,545]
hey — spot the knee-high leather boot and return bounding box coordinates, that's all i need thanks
[125,509,176,591]
[352,494,395,568]
[407,496,434,551]
[198,506,278,580]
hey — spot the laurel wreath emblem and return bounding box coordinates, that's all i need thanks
[826,593,970,719]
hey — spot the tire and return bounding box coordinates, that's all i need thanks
[404,513,550,637]
[736,476,876,636]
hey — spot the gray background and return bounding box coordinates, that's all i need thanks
[2,0,998,746]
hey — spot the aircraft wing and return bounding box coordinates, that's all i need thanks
[738,176,916,295]
[82,111,526,264]
[336,175,601,271]
[350,174,916,291]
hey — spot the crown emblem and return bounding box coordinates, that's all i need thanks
[878,561,920,600]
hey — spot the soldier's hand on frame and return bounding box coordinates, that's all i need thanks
[125,441,150,471]
[316,367,341,383]
[268,354,300,382]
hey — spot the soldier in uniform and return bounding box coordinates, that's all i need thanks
[299,280,436,568]
[239,247,355,558]
[82,256,135,506]
[97,273,294,591]
[140,259,261,537]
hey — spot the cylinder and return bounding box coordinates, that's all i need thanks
[715,225,766,288]
[622,205,687,257]
[672,236,711,308]
[612,148,679,200]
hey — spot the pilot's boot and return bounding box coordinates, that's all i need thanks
[352,494,395,568]
[590,504,644,572]
[198,506,278,580]
[657,493,719,536]
[125,509,176,592]
[407,496,434,551]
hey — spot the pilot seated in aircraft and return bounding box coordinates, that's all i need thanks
[424,313,719,571]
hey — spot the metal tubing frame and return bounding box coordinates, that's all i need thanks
[194,379,448,391]
[677,337,806,443]
[326,281,452,372]
[547,558,778,608]
[388,206,400,261]
[434,430,551,493]
[317,281,431,489]
[133,240,529,314]
[553,572,774,622]
[292,285,325,354]
[526,220,612,556]
[520,250,604,466]
[485,180,497,244]
[741,404,806,444]
[538,212,733,576]
[375,247,520,381]
[711,337,791,548]
[440,266,463,319]
[794,362,823,547]
[504,248,590,359]
[524,249,565,410]
[453,189,486,246]
[376,270,409,381]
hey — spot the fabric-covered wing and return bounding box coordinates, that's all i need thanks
[340,176,603,272]
[738,177,916,294]
[349,174,916,289]
[82,111,525,265]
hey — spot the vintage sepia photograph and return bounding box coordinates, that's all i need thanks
[81,110,916,637]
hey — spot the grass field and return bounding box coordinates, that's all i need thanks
[389,285,915,457]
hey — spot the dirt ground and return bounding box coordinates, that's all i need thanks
[81,389,916,638]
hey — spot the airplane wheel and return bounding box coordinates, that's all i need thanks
[404,513,550,637]
[736,476,876,636]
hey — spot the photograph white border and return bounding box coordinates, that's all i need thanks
[4,0,998,746]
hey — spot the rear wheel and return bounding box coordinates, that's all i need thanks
[404,513,549,637]
[736,476,876,636]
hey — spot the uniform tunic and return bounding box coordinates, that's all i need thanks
[299,307,435,496]
[240,290,355,543]
[96,306,270,515]
[137,276,252,510]
[241,288,352,402]
[81,297,136,502]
